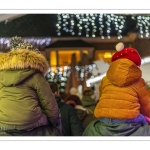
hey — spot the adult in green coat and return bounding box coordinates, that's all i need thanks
[82,119,150,136]
[0,36,61,135]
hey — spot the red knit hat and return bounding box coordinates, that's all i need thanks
[111,42,141,66]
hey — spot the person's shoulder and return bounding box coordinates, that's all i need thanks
[58,101,73,109]
[64,103,74,110]
[59,102,77,115]
[31,71,44,79]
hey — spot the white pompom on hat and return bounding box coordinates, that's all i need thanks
[111,42,141,66]
[115,42,124,51]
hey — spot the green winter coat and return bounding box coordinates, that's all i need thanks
[82,119,150,136]
[0,49,59,131]
[82,96,96,113]
[75,108,96,129]
[56,95,84,136]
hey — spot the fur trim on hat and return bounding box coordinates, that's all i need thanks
[0,49,49,75]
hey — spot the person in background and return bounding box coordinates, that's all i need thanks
[0,36,61,136]
[69,86,83,100]
[83,42,150,136]
[66,95,95,129]
[81,89,96,114]
[48,82,84,136]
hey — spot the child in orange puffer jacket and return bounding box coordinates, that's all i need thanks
[94,42,150,125]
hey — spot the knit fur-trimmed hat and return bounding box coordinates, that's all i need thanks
[111,42,141,66]
[10,36,40,53]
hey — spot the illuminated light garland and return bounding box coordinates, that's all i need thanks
[56,14,126,39]
[132,15,150,38]
[56,14,150,39]
[0,37,51,51]
[46,64,95,91]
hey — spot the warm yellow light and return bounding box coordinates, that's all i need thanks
[83,50,88,54]
[58,50,80,65]
[103,52,112,58]
[59,67,63,72]
[50,51,57,72]
[50,51,57,66]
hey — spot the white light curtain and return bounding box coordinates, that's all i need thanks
[0,37,51,51]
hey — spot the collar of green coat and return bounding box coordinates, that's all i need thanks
[0,49,49,75]
[82,119,149,136]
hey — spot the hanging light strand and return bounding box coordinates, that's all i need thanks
[99,14,104,39]
[56,14,150,39]
[132,14,150,38]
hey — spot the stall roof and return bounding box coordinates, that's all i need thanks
[46,40,94,48]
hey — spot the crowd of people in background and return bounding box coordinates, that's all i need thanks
[0,37,150,136]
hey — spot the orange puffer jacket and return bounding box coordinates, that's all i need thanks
[94,59,150,120]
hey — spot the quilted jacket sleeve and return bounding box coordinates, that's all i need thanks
[136,78,150,117]
[32,73,59,119]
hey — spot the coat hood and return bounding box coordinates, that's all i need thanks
[106,59,142,87]
[0,49,49,75]
[0,49,49,86]
[75,108,89,121]
[0,69,38,86]
[82,96,95,107]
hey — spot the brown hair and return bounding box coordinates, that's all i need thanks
[66,95,82,105]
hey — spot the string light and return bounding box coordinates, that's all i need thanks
[56,14,126,39]
[46,64,95,91]
[0,37,51,51]
[132,14,150,38]
[99,14,104,39]
[56,14,150,39]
